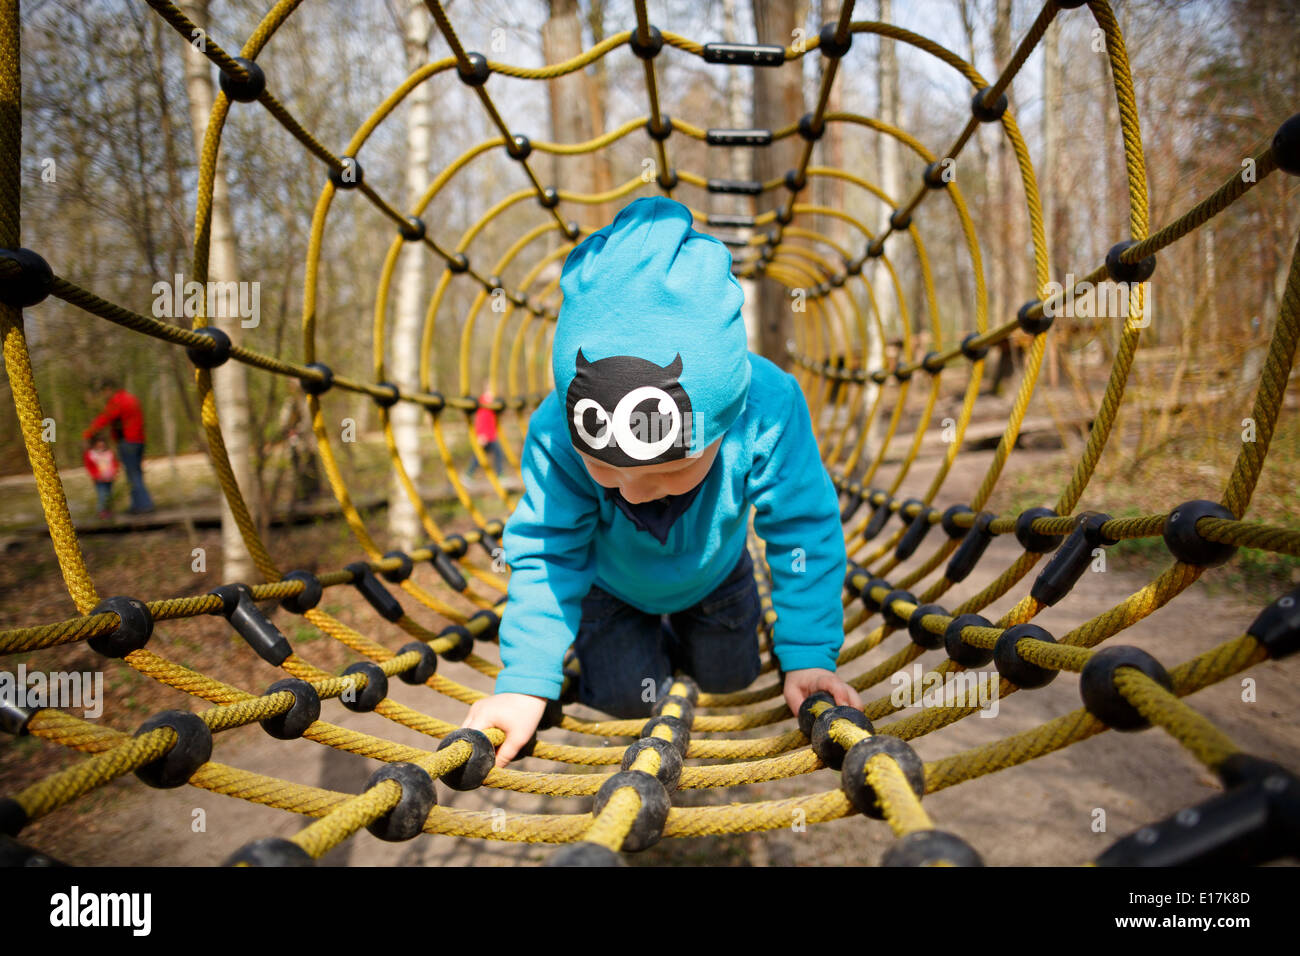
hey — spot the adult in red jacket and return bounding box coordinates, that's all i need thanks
[83,378,155,513]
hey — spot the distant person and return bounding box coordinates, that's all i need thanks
[466,388,505,476]
[83,378,155,514]
[82,433,119,519]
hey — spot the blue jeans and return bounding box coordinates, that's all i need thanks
[94,481,113,512]
[466,440,505,476]
[572,547,762,718]
[116,441,155,511]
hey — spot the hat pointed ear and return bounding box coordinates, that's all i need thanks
[665,353,683,377]
[575,348,590,369]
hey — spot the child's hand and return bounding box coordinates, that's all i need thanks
[782,668,862,718]
[462,692,548,769]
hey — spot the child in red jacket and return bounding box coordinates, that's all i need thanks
[83,434,119,518]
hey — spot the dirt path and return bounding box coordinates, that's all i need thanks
[9,444,1299,867]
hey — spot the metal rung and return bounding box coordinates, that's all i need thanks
[702,42,786,66]
[707,178,763,195]
[708,213,756,228]
[706,128,773,147]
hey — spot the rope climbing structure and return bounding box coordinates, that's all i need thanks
[1,0,1299,867]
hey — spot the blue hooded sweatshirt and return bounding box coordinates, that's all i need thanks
[494,197,846,700]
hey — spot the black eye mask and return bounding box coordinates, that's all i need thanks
[565,349,695,467]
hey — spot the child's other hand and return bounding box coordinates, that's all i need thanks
[782,668,862,717]
[462,693,548,769]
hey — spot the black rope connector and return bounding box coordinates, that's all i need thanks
[896,505,936,561]
[1,697,34,736]
[866,236,886,258]
[300,361,333,395]
[946,510,996,582]
[646,113,673,141]
[941,504,973,539]
[659,673,700,705]
[923,160,950,189]
[817,22,852,58]
[629,23,664,59]
[279,569,322,614]
[218,56,266,102]
[811,705,873,770]
[442,533,469,559]
[1104,239,1156,283]
[399,216,426,241]
[446,252,470,273]
[223,837,315,867]
[185,325,232,369]
[425,390,445,414]
[993,622,1058,688]
[1163,499,1237,567]
[860,577,891,615]
[863,496,894,540]
[133,710,213,789]
[622,736,683,790]
[783,168,807,192]
[797,112,825,141]
[841,489,865,523]
[373,381,400,409]
[380,549,413,583]
[651,693,695,731]
[259,678,321,740]
[1017,299,1052,335]
[438,624,475,662]
[456,51,491,86]
[538,186,560,209]
[1015,506,1064,553]
[469,608,501,643]
[546,841,625,866]
[1080,645,1172,730]
[0,797,28,837]
[593,770,670,851]
[1031,511,1115,606]
[478,523,503,559]
[1246,584,1300,659]
[365,762,436,842]
[881,588,918,631]
[641,714,690,755]
[563,220,581,242]
[921,351,946,374]
[971,86,1008,122]
[656,167,678,190]
[960,331,989,361]
[889,207,912,231]
[506,133,531,160]
[328,156,363,190]
[701,41,785,66]
[907,603,949,650]
[707,178,762,195]
[437,728,495,790]
[397,641,438,685]
[1096,756,1300,866]
[88,595,154,658]
[841,735,924,818]
[943,613,994,667]
[209,582,292,666]
[796,690,835,737]
[341,660,388,713]
[345,561,404,622]
[427,542,467,592]
[882,830,984,866]
[845,256,864,277]
[0,248,54,308]
[1272,112,1300,176]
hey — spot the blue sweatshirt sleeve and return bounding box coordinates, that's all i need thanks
[494,397,600,699]
[747,373,847,674]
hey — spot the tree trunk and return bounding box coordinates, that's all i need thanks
[1042,15,1061,389]
[388,0,432,551]
[543,0,609,230]
[751,0,804,369]
[181,0,257,583]
[724,0,759,348]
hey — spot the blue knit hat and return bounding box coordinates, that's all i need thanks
[551,197,750,467]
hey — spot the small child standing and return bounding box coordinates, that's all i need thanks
[463,197,859,767]
[83,434,119,519]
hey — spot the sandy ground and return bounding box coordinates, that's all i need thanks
[8,437,1300,868]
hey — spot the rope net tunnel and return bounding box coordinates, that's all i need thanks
[2,0,1299,867]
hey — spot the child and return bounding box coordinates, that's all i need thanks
[83,434,119,519]
[463,197,859,768]
[466,387,505,476]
